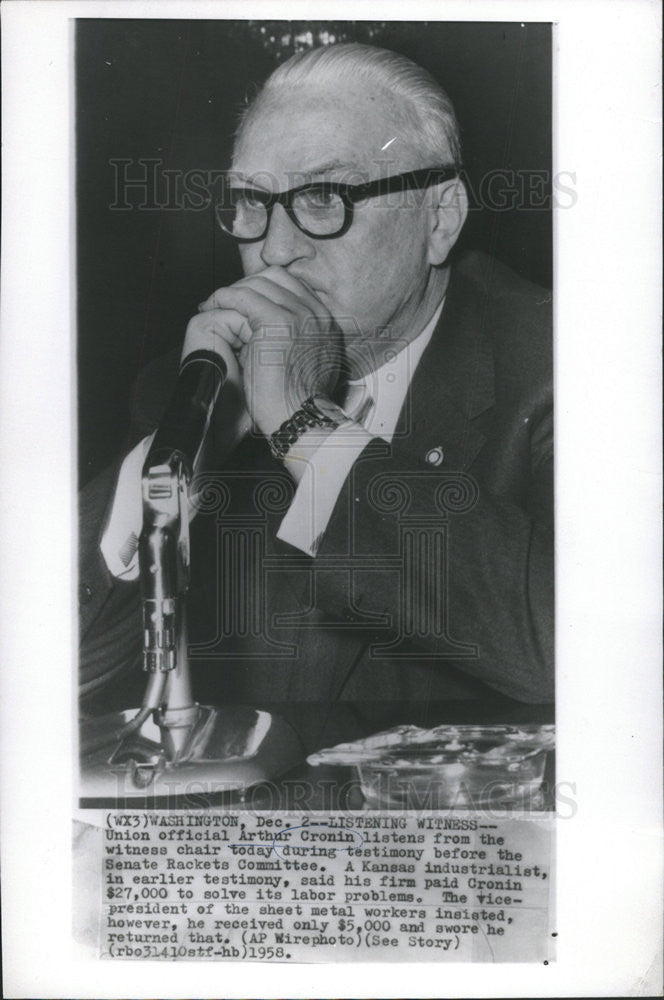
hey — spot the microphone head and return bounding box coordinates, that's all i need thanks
[146,349,229,475]
[179,349,228,381]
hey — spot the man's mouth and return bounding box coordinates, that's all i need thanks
[291,274,323,298]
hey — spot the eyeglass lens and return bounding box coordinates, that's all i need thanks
[218,186,347,240]
[292,188,346,235]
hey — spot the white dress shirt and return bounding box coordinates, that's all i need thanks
[101,300,444,576]
[277,299,444,555]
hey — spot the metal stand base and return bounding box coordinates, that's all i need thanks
[79,704,303,802]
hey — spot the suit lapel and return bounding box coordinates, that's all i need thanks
[393,260,496,472]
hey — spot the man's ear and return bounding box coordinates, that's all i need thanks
[427,178,469,265]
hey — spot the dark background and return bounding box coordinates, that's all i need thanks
[77,19,552,484]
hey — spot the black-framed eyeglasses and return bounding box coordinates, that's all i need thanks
[215,166,458,242]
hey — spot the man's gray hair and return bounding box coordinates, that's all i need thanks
[236,42,462,169]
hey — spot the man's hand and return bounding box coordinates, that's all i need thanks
[183,266,343,438]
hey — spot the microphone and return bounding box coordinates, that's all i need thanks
[138,349,227,680]
[145,349,228,477]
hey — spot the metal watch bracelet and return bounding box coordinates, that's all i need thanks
[268,397,346,460]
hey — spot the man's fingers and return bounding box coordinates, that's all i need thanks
[198,267,329,321]
[231,273,308,309]
[197,284,269,314]
[182,309,253,367]
[235,269,327,316]
[196,285,303,330]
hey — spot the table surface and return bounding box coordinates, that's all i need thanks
[80,698,554,811]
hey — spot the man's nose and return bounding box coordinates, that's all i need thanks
[259,203,314,268]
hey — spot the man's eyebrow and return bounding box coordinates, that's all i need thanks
[229,159,361,187]
[298,158,360,176]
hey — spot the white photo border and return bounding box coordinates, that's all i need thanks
[1,0,662,996]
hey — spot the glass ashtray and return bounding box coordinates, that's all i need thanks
[307,723,555,810]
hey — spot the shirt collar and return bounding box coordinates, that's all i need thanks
[344,297,445,441]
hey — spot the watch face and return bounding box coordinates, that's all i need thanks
[309,396,346,422]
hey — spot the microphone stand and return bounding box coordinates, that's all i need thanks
[80,352,302,802]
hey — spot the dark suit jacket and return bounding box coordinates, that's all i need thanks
[79,251,553,708]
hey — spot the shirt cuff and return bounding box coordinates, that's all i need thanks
[276,423,373,556]
[100,434,155,580]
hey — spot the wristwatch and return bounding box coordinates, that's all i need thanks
[269,396,349,460]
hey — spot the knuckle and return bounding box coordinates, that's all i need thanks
[186,313,204,334]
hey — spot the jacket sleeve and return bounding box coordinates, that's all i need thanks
[77,344,251,701]
[78,458,143,700]
[77,351,181,700]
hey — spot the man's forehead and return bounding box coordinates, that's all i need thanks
[232,156,362,185]
[231,83,409,184]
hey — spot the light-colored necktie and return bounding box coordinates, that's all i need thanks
[343,382,373,426]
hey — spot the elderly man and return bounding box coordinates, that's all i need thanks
[80,43,553,711]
